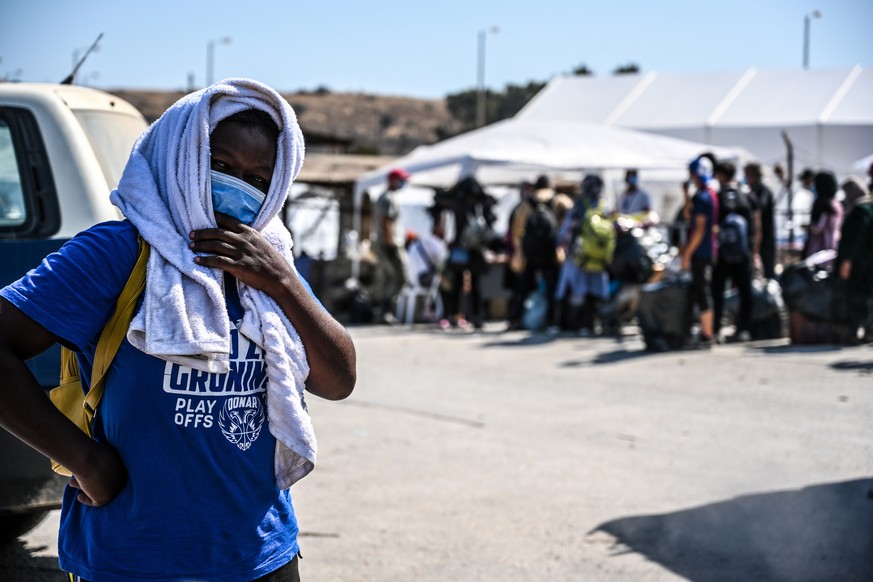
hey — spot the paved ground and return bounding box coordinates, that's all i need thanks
[6,324,873,581]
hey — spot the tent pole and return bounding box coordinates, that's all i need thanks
[781,131,795,251]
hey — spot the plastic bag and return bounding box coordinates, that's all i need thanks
[522,281,548,331]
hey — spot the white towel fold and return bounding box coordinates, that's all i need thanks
[110,78,315,488]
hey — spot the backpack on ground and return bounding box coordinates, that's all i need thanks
[575,208,616,271]
[49,236,149,475]
[521,200,558,266]
[718,189,749,264]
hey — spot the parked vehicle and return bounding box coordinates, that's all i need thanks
[0,82,147,542]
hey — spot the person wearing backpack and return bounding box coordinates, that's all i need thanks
[712,161,758,343]
[556,175,615,335]
[442,176,498,330]
[0,80,356,582]
[508,176,562,331]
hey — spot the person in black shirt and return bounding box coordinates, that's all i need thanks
[713,161,758,342]
[744,162,775,279]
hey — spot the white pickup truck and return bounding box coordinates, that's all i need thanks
[0,82,147,542]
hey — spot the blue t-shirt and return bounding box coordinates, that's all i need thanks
[1,221,303,582]
[691,187,718,260]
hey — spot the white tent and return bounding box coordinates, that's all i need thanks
[517,67,873,179]
[354,118,746,190]
[353,117,747,236]
[852,153,873,174]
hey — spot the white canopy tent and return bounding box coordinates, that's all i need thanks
[852,153,873,174]
[353,117,748,238]
[517,67,873,179]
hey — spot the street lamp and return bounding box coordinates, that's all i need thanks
[476,26,499,128]
[803,10,821,70]
[206,36,232,86]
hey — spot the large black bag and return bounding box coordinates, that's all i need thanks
[610,231,654,284]
[522,201,557,266]
[637,278,693,351]
[724,278,787,339]
[780,262,833,321]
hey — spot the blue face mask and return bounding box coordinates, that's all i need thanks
[210,170,267,225]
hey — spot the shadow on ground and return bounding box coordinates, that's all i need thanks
[749,343,845,355]
[830,359,873,373]
[0,539,61,582]
[482,333,558,348]
[591,478,873,582]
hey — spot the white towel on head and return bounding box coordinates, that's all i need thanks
[110,78,315,488]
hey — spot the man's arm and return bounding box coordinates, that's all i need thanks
[753,208,762,258]
[0,299,128,506]
[190,213,356,401]
[382,215,395,249]
[680,214,707,270]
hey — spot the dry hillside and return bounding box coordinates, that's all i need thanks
[109,89,465,157]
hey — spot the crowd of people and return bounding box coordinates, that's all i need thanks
[370,157,873,348]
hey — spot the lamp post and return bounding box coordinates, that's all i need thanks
[803,10,821,70]
[206,36,232,86]
[476,26,499,128]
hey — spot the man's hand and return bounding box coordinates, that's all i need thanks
[69,441,128,507]
[189,212,292,296]
[839,259,852,280]
[680,253,691,271]
[190,213,356,401]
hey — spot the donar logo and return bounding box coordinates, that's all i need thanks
[218,395,265,451]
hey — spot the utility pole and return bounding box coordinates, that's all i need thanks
[206,37,232,87]
[476,26,499,128]
[803,10,821,69]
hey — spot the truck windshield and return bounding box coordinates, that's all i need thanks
[0,120,25,227]
[73,110,146,189]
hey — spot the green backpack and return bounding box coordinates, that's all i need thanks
[574,209,616,271]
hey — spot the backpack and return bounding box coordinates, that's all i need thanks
[521,200,557,266]
[48,237,149,475]
[575,208,616,271]
[718,189,749,264]
[458,207,493,250]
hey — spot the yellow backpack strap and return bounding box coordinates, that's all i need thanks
[81,236,150,430]
[59,345,79,384]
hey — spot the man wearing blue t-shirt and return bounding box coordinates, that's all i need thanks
[680,156,719,348]
[0,80,356,582]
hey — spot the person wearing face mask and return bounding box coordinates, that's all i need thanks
[371,168,411,324]
[0,79,356,582]
[618,169,651,218]
[680,156,719,349]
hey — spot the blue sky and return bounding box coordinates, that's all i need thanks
[2,0,871,98]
